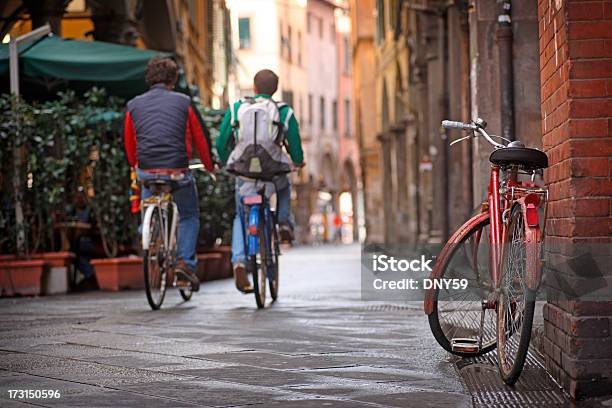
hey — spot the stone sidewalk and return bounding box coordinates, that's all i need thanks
[0,244,596,407]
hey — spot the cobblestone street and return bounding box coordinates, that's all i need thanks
[0,245,586,407]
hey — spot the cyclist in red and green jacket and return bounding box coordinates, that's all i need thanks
[216,69,304,292]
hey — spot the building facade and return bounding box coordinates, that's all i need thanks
[349,0,380,243]
[351,0,612,399]
[1,0,233,106]
[229,0,361,243]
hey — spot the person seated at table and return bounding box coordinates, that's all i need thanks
[68,189,98,291]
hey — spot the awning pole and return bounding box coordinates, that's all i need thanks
[9,24,51,255]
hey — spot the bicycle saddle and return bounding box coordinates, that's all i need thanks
[144,179,176,193]
[489,144,548,170]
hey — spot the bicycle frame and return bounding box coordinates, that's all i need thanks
[241,192,276,263]
[424,163,546,315]
[141,193,179,255]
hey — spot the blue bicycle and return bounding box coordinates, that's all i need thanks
[239,181,281,308]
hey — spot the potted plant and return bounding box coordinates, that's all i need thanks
[91,256,143,291]
[0,259,45,296]
[195,108,235,281]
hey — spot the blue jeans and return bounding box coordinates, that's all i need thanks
[137,169,199,270]
[231,175,292,264]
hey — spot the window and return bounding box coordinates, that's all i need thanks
[282,90,294,107]
[279,22,284,56]
[344,98,351,136]
[308,94,313,124]
[320,96,325,130]
[239,17,251,49]
[375,0,384,44]
[287,25,293,63]
[332,99,338,130]
[299,94,303,122]
[188,0,197,25]
[343,36,350,74]
[297,30,302,66]
[318,17,323,39]
[389,0,397,32]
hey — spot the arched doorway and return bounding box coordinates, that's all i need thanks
[339,159,360,243]
[311,153,339,243]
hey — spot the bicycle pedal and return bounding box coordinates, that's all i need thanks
[451,338,480,353]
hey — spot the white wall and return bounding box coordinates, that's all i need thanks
[227,0,281,97]
[305,0,339,186]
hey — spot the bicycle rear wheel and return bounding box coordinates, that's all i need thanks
[144,207,168,310]
[269,219,280,301]
[497,205,537,385]
[427,213,498,357]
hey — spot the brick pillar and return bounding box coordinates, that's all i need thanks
[538,0,612,399]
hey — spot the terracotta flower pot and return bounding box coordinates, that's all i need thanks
[197,253,223,281]
[91,257,143,291]
[202,246,233,280]
[34,252,75,295]
[37,251,75,268]
[0,260,45,297]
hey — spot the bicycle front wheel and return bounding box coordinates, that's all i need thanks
[497,205,537,385]
[144,207,168,310]
[427,213,498,357]
[251,217,267,309]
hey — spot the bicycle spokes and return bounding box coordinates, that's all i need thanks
[496,207,536,385]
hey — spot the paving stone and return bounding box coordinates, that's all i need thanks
[356,391,472,408]
[174,366,315,387]
[122,379,282,407]
[0,245,486,407]
[305,366,429,383]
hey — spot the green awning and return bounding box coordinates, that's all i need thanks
[0,35,172,98]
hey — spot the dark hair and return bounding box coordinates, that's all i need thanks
[145,57,178,86]
[254,69,279,95]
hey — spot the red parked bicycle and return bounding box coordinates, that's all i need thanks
[424,118,548,384]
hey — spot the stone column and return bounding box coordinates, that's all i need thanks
[390,122,408,242]
[377,132,394,244]
[402,114,419,242]
[89,0,137,46]
[23,0,65,35]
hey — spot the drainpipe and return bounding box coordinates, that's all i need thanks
[496,0,515,141]
[439,9,450,241]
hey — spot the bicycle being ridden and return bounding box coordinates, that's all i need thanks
[424,118,548,384]
[215,69,305,303]
[124,57,214,310]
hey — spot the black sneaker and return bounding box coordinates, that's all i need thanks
[279,222,294,243]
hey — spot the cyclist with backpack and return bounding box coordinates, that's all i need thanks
[216,69,304,293]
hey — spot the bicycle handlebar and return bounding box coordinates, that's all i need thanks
[442,119,505,149]
[442,120,476,131]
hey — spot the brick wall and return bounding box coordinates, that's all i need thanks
[538,0,612,399]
